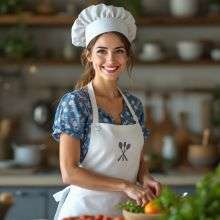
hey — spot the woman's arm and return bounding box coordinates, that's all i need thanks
[60,133,151,206]
[60,133,126,191]
[137,149,162,197]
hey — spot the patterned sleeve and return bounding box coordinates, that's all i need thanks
[52,92,88,141]
[137,100,150,141]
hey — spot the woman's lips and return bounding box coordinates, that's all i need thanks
[102,66,119,74]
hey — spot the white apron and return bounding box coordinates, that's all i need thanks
[53,82,144,220]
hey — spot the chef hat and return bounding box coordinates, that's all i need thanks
[71,3,137,47]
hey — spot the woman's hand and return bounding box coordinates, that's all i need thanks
[123,182,156,207]
[142,175,162,198]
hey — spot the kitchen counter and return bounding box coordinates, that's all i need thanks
[0,172,204,186]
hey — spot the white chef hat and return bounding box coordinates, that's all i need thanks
[71,3,137,47]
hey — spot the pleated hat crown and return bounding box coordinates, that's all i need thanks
[71,4,137,47]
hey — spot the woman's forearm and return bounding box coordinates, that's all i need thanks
[137,152,150,185]
[61,166,128,192]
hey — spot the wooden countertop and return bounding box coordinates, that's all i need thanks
[0,172,204,187]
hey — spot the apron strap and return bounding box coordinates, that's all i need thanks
[87,81,139,124]
[88,81,99,123]
[118,88,139,124]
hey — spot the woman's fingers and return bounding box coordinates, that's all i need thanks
[144,176,162,197]
[125,182,160,207]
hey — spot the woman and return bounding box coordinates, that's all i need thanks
[52,4,161,220]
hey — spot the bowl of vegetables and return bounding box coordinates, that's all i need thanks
[118,200,163,220]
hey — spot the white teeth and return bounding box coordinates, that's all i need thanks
[105,67,118,71]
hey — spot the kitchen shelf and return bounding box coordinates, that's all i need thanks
[0,58,220,67]
[1,14,220,27]
[0,58,80,66]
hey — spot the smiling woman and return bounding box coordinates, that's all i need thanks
[52,3,161,220]
[76,31,134,90]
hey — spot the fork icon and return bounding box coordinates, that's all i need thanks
[117,141,131,161]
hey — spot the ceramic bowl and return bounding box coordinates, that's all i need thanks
[122,210,161,220]
[176,41,203,61]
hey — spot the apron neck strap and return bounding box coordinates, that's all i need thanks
[117,88,139,123]
[87,81,139,124]
[88,81,99,123]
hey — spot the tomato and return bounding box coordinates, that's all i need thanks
[102,216,112,220]
[113,216,124,220]
[80,215,94,220]
[95,214,104,220]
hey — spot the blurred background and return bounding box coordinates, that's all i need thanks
[0,0,220,219]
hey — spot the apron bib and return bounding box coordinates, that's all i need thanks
[54,82,144,220]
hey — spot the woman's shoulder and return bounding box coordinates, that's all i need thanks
[59,87,90,104]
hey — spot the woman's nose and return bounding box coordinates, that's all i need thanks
[106,52,116,63]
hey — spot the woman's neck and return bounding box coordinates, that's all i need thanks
[92,78,120,99]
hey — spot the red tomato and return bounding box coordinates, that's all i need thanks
[95,214,104,220]
[113,216,124,220]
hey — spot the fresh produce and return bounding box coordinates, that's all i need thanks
[63,215,124,220]
[117,200,144,213]
[118,163,220,220]
[144,200,162,214]
[160,164,220,220]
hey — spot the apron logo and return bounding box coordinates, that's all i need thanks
[117,141,131,161]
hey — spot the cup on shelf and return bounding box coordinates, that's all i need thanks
[139,42,164,61]
[176,40,203,61]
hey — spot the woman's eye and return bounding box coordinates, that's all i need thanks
[97,50,106,54]
[116,49,126,54]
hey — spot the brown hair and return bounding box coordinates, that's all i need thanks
[75,32,134,89]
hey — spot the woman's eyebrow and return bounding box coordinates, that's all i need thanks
[95,46,125,49]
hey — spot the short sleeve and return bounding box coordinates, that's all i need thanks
[52,92,88,141]
[136,99,150,141]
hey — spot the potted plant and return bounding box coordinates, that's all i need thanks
[208,0,220,14]
[105,0,141,17]
[0,0,26,14]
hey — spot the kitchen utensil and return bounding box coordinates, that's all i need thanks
[176,40,203,61]
[32,99,54,131]
[123,209,161,220]
[174,112,191,165]
[0,192,14,220]
[187,129,219,168]
[13,144,45,167]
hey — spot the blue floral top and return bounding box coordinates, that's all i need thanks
[52,87,149,162]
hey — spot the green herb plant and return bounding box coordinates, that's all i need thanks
[0,0,26,14]
[117,164,220,220]
[117,200,144,213]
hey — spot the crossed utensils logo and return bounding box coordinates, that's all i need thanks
[117,141,131,161]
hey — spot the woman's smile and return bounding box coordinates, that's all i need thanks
[101,65,120,74]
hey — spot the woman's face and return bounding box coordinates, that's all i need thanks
[87,32,128,81]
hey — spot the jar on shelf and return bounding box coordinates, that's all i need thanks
[161,135,178,169]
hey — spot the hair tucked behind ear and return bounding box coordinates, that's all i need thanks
[75,32,134,89]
